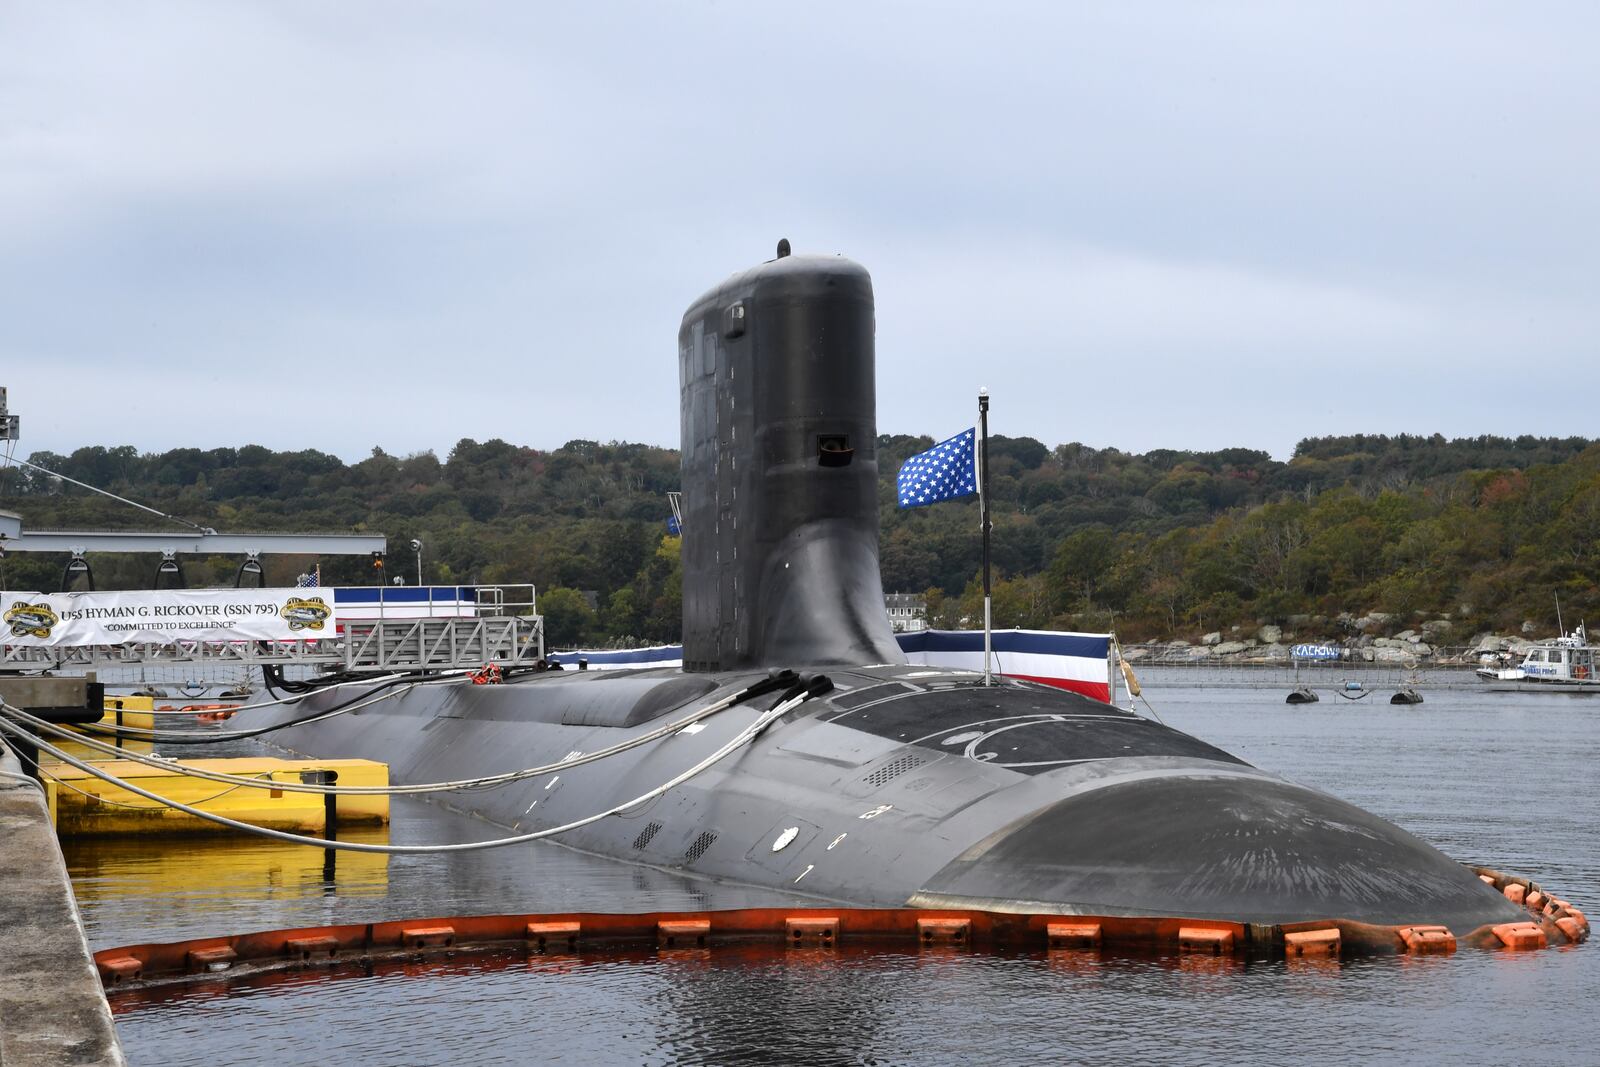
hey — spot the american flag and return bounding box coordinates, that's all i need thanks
[296,571,319,588]
[896,428,977,508]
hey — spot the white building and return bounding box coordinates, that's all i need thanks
[884,593,928,634]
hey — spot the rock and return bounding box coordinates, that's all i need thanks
[1412,642,1432,656]
[1372,646,1413,663]
[1257,624,1283,644]
[1373,637,1401,649]
[1359,647,1376,662]
[1367,611,1394,625]
[1287,614,1312,627]
[1522,620,1538,634]
[1122,647,1149,661]
[1201,632,1222,646]
[1212,641,1248,656]
[1394,629,1416,642]
[1421,619,1452,635]
[1170,639,1190,647]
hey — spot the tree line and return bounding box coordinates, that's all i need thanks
[2,432,1595,646]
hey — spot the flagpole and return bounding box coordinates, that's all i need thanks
[979,387,992,686]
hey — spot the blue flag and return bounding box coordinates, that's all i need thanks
[896,428,977,508]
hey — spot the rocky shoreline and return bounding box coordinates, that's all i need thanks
[1122,612,1557,666]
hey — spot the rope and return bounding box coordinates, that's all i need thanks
[1114,638,1165,724]
[1134,691,1167,725]
[0,769,45,792]
[0,677,830,854]
[0,671,794,797]
[9,455,213,533]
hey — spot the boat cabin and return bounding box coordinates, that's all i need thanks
[1516,643,1593,684]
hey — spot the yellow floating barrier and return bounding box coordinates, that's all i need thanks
[48,694,159,761]
[43,757,389,837]
[98,694,156,732]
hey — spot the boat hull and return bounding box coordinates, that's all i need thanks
[1480,679,1600,693]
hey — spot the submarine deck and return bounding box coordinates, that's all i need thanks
[257,663,1524,934]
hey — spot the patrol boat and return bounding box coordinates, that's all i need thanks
[260,246,1523,935]
[1477,625,1599,692]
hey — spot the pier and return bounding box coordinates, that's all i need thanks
[0,743,124,1066]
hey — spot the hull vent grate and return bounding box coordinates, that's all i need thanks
[863,752,931,789]
[632,822,664,850]
[685,831,718,864]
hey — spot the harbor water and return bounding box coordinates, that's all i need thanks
[68,676,1600,1065]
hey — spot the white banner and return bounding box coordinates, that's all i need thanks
[1,589,338,647]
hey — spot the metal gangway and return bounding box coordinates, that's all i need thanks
[1,584,544,675]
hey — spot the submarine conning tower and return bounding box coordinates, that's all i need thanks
[678,247,905,673]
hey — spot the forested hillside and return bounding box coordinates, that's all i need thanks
[3,433,1597,646]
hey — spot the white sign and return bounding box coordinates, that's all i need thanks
[0,589,337,647]
[1290,644,1341,660]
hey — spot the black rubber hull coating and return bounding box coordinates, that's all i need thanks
[259,667,1521,932]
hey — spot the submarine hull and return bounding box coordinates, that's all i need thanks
[259,665,1521,932]
[258,247,1522,938]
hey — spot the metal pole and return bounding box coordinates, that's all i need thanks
[979,388,992,686]
[1109,637,1118,707]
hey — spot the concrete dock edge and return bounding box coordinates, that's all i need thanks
[0,745,125,1066]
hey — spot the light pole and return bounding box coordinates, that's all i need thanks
[410,539,423,587]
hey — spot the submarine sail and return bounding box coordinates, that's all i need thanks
[258,246,1523,938]
[679,250,904,672]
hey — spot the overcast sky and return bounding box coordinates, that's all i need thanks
[2,2,1595,465]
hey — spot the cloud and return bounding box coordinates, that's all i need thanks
[0,2,1595,461]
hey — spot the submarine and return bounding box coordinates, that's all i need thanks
[260,245,1524,935]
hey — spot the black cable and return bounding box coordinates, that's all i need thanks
[75,672,428,745]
